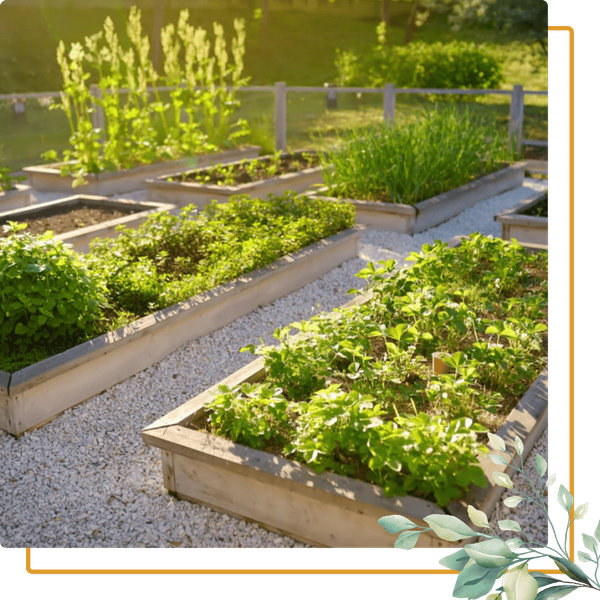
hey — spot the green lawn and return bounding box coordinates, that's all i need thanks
[0,3,547,170]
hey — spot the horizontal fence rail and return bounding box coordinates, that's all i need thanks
[0,83,547,155]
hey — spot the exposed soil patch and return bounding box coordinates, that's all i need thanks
[521,193,548,218]
[175,153,319,186]
[523,145,548,161]
[0,205,137,237]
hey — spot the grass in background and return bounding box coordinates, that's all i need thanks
[0,4,546,170]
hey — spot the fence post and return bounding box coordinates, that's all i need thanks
[383,83,395,124]
[275,81,287,152]
[508,84,524,153]
[90,84,105,137]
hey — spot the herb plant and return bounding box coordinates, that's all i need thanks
[0,167,26,192]
[380,432,600,599]
[43,7,250,186]
[0,193,354,373]
[321,108,512,205]
[196,234,547,506]
[176,152,319,186]
[0,222,106,372]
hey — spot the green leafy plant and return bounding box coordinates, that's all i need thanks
[0,167,26,192]
[320,107,513,205]
[43,7,251,185]
[335,24,503,91]
[0,222,106,371]
[195,235,547,505]
[379,431,600,599]
[0,193,354,373]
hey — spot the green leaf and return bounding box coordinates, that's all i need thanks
[14,322,28,335]
[503,562,538,600]
[423,514,478,542]
[453,564,506,599]
[529,572,564,588]
[553,557,590,584]
[486,594,502,600]
[574,502,588,520]
[467,505,490,528]
[504,496,525,508]
[535,454,548,477]
[393,529,422,550]
[464,538,517,568]
[595,519,600,543]
[498,519,521,532]
[557,485,574,512]
[546,474,556,488]
[438,548,471,572]
[488,433,506,451]
[578,551,593,563]
[505,538,525,551]
[534,585,579,599]
[514,436,524,456]
[490,454,509,466]
[493,472,513,489]
[378,515,418,534]
[582,533,598,554]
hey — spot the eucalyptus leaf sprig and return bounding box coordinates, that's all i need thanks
[379,432,600,599]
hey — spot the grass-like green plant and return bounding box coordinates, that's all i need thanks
[42,7,250,186]
[320,107,512,205]
[197,234,547,506]
[0,193,354,373]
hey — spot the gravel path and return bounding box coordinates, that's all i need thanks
[1,179,548,548]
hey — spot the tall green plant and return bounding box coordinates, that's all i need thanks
[44,6,250,185]
[321,107,512,205]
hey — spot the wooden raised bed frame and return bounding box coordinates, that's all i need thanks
[0,184,32,213]
[310,162,526,234]
[22,147,261,196]
[146,151,325,207]
[494,191,548,246]
[142,237,548,548]
[0,225,363,437]
[0,195,176,254]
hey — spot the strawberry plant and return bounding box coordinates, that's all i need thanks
[200,234,547,506]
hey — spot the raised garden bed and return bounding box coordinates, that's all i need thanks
[0,195,361,437]
[524,160,548,176]
[146,151,325,207]
[142,235,548,547]
[23,147,261,196]
[0,184,33,213]
[0,195,176,253]
[310,162,526,234]
[495,191,548,246]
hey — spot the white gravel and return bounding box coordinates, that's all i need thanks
[0,178,548,548]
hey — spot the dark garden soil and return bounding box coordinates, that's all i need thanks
[0,205,137,237]
[521,193,548,217]
[176,154,319,186]
[523,145,548,161]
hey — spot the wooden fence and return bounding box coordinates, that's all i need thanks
[0,83,547,153]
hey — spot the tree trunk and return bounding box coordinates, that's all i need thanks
[404,0,420,44]
[382,0,390,25]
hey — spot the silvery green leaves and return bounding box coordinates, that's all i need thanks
[468,505,490,529]
[377,515,427,550]
[503,562,538,600]
[557,485,574,513]
[535,454,548,478]
[493,472,514,489]
[379,513,484,551]
[439,539,519,598]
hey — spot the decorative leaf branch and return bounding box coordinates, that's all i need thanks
[378,432,600,599]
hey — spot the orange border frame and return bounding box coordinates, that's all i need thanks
[25,25,573,576]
